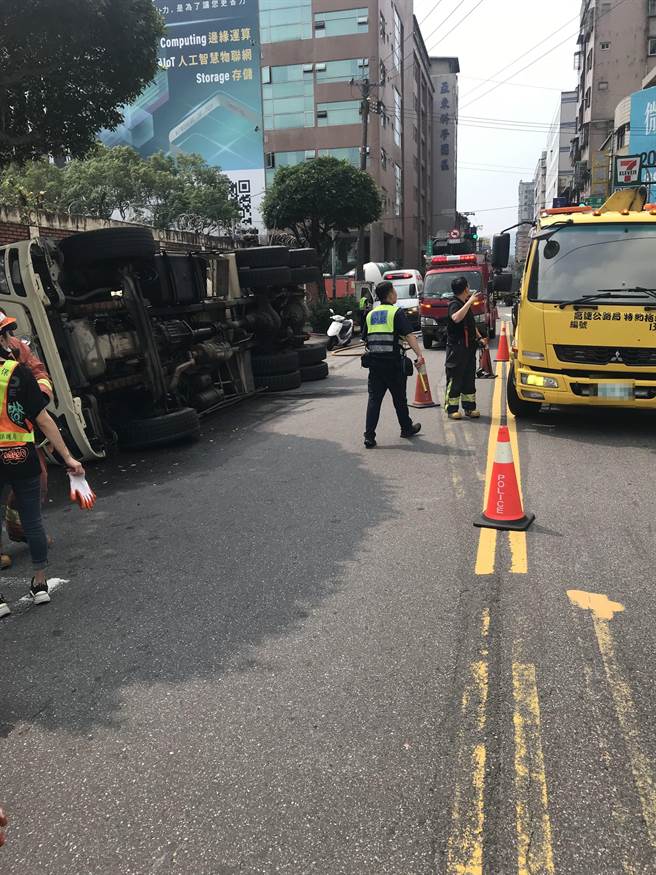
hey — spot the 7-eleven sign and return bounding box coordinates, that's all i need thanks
[615,155,642,185]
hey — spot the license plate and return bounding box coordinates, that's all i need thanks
[597,382,634,399]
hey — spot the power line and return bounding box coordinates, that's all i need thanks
[460,0,633,110]
[425,0,487,53]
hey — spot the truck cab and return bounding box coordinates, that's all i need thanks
[496,187,656,416]
[420,253,497,348]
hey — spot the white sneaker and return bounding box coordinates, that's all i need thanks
[29,580,50,605]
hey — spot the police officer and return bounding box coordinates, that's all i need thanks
[358,287,371,337]
[362,280,424,449]
[445,276,487,419]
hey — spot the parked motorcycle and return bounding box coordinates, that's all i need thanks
[327,310,354,350]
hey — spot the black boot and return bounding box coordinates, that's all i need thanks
[400,422,421,438]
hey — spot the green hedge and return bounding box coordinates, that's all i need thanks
[309,295,358,333]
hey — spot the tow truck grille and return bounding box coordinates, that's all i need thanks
[554,345,656,367]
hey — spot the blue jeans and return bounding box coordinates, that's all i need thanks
[2,477,48,570]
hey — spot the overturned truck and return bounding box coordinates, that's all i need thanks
[0,227,328,460]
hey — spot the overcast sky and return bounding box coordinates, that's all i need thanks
[414,0,578,236]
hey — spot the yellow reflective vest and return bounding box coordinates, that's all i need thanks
[365,304,399,356]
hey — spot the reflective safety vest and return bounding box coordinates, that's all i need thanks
[366,304,400,356]
[0,360,35,446]
[359,295,368,311]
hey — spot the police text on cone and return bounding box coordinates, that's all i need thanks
[474,425,534,531]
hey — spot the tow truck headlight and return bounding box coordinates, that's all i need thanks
[522,351,545,360]
[520,373,558,389]
[407,307,418,315]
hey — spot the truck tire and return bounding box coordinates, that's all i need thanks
[254,370,302,392]
[289,248,318,267]
[59,228,157,267]
[507,365,541,417]
[298,343,327,366]
[116,408,201,449]
[290,266,322,285]
[422,333,433,349]
[238,266,292,288]
[235,246,290,269]
[300,361,329,382]
[251,350,300,375]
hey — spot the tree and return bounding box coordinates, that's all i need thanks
[261,157,382,268]
[0,0,163,165]
[0,145,238,233]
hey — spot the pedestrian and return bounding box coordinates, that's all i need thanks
[0,314,54,569]
[445,276,487,419]
[0,331,84,619]
[358,287,370,337]
[362,280,424,449]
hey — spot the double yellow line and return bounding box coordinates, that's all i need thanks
[475,359,528,576]
[446,613,555,874]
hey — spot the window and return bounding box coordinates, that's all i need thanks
[265,150,314,184]
[584,86,591,109]
[650,37,656,56]
[600,41,610,50]
[316,100,361,126]
[315,58,368,83]
[598,80,608,91]
[394,163,402,217]
[380,11,386,39]
[600,1,611,13]
[317,147,361,166]
[649,0,656,14]
[314,8,368,38]
[393,87,402,146]
[380,147,387,169]
[617,123,629,149]
[392,6,402,70]
[260,0,311,43]
[379,61,387,84]
[586,48,593,71]
[262,64,314,130]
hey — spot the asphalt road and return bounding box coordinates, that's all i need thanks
[1,313,656,873]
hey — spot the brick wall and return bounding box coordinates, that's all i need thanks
[0,207,232,252]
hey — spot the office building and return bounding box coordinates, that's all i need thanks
[545,91,577,206]
[261,0,431,266]
[570,0,656,200]
[515,180,534,264]
[430,56,459,236]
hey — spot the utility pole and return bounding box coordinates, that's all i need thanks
[355,78,372,281]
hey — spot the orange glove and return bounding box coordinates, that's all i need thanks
[68,473,96,510]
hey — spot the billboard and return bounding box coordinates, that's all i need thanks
[629,85,656,200]
[100,0,266,230]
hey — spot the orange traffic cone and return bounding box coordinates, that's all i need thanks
[496,323,510,362]
[474,425,535,531]
[478,345,495,378]
[409,361,439,408]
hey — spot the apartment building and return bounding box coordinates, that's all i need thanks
[571,0,656,200]
[515,179,534,264]
[545,90,577,206]
[261,0,428,266]
[402,18,434,267]
[430,56,459,236]
[533,150,547,217]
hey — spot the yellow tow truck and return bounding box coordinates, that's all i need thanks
[491,187,656,416]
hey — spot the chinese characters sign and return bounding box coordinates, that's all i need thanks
[629,85,656,201]
[100,0,266,228]
[440,79,450,172]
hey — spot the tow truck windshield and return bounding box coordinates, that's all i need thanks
[528,224,656,304]
[424,270,481,298]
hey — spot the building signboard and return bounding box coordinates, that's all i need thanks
[100,0,266,230]
[629,86,656,199]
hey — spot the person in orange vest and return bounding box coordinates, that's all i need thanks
[0,315,55,568]
[0,322,84,618]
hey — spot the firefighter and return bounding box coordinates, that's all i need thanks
[0,332,84,618]
[445,276,487,419]
[0,315,54,569]
[362,280,424,449]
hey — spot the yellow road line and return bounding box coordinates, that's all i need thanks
[446,612,490,874]
[506,386,528,574]
[512,662,556,875]
[474,361,503,574]
[568,590,656,852]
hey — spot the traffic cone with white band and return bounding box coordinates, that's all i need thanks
[474,426,535,531]
[409,360,439,408]
[496,323,510,362]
